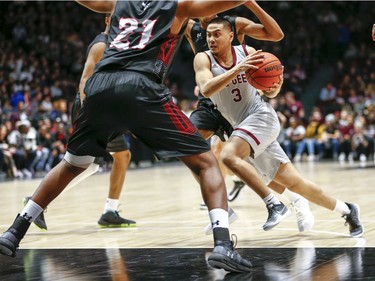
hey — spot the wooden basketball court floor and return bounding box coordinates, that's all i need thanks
[0,160,374,280]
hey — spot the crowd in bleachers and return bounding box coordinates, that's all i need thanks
[0,1,374,180]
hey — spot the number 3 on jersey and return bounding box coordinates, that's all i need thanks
[231,88,242,102]
[110,18,156,50]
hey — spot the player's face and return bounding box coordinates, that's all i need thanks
[206,23,233,55]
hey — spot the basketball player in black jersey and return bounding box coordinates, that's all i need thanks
[187,0,284,203]
[23,14,136,230]
[0,0,253,273]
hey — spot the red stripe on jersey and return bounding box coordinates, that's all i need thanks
[234,128,260,145]
[158,34,181,66]
[163,101,197,135]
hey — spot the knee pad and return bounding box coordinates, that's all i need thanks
[64,152,95,168]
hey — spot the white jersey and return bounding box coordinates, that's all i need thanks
[205,45,280,158]
[205,45,265,127]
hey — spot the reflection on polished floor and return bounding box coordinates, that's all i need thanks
[0,160,374,280]
[0,247,372,280]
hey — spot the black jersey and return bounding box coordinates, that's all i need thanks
[94,0,182,83]
[86,33,108,58]
[190,16,241,54]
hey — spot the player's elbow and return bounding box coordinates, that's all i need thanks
[272,31,284,42]
[200,87,212,98]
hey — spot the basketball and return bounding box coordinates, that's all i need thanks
[245,52,283,91]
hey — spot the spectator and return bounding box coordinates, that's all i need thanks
[0,124,18,178]
[351,122,370,162]
[319,82,337,102]
[293,110,325,162]
[35,124,53,173]
[283,116,306,160]
[321,114,341,160]
[7,120,37,178]
[285,91,305,122]
[338,110,355,162]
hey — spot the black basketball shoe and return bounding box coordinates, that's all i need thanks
[98,211,136,228]
[343,203,364,238]
[208,238,252,273]
[0,214,31,257]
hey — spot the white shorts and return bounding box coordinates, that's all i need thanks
[248,141,290,185]
[231,103,280,158]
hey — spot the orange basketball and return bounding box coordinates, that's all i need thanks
[246,52,283,91]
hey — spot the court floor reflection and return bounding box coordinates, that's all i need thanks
[0,246,374,280]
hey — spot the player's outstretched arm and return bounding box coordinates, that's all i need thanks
[176,0,246,18]
[236,0,284,42]
[173,1,246,35]
[75,0,115,13]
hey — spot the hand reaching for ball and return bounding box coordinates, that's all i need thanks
[258,74,284,99]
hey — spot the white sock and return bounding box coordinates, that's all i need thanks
[104,198,119,213]
[282,189,302,203]
[209,208,229,229]
[20,199,44,223]
[334,200,350,215]
[263,193,281,206]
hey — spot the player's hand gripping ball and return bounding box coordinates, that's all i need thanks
[246,52,283,91]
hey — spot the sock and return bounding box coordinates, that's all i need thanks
[263,193,281,206]
[209,208,229,229]
[282,189,302,203]
[104,198,119,213]
[20,199,44,223]
[334,200,350,215]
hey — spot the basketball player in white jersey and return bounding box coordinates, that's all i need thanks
[194,17,363,238]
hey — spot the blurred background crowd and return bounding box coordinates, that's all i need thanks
[0,1,374,180]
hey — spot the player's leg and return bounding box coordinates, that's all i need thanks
[251,141,314,232]
[0,72,123,257]
[131,90,252,272]
[268,180,314,232]
[273,162,364,237]
[179,151,252,272]
[0,153,94,257]
[190,102,245,203]
[221,136,290,231]
[210,135,245,202]
[98,148,136,228]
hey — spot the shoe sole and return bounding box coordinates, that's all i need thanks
[205,212,238,235]
[208,255,252,273]
[98,224,137,228]
[0,240,16,257]
[263,208,291,231]
[0,246,14,257]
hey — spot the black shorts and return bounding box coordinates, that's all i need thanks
[67,71,209,159]
[106,134,129,152]
[189,97,233,142]
[71,92,129,153]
